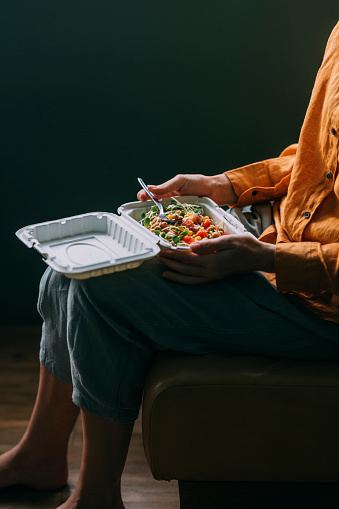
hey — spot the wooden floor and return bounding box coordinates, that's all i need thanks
[0,327,179,509]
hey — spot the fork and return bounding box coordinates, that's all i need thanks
[137,178,176,224]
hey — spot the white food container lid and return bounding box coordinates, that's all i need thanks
[16,196,248,279]
[16,211,160,279]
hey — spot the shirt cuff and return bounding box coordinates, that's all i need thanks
[275,242,323,292]
[225,165,263,206]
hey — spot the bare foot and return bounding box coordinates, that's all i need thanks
[57,502,125,509]
[57,486,125,509]
[57,493,125,509]
[0,444,68,490]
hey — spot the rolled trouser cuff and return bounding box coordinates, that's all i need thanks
[72,388,139,423]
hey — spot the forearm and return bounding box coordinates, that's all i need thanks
[137,172,237,206]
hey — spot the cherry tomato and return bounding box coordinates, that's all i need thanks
[182,219,194,230]
[202,219,211,229]
[191,213,202,224]
[196,230,208,239]
[183,235,195,244]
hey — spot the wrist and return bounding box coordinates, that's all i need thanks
[206,174,237,205]
[259,242,276,273]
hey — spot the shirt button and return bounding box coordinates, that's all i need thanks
[251,190,258,196]
[331,128,337,135]
[326,172,333,179]
[303,211,311,219]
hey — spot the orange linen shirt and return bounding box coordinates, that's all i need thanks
[225,22,339,324]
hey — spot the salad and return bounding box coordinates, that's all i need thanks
[139,198,228,247]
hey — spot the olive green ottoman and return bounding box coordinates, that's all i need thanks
[142,351,339,508]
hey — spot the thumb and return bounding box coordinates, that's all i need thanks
[190,239,219,255]
[190,235,233,255]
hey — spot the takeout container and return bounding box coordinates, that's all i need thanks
[16,196,248,279]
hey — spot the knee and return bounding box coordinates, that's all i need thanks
[40,267,70,297]
[37,268,71,319]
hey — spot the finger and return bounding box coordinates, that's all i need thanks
[190,235,236,254]
[137,189,152,201]
[162,271,209,285]
[137,181,181,202]
[158,249,203,266]
[147,175,186,198]
[158,255,206,275]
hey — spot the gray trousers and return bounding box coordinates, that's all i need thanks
[38,206,339,422]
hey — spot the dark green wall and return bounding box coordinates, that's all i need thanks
[2,1,338,324]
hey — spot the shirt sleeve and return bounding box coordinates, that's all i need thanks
[275,241,339,294]
[225,144,298,207]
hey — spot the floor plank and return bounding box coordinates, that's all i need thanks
[0,327,179,508]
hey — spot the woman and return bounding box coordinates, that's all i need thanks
[1,22,339,509]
